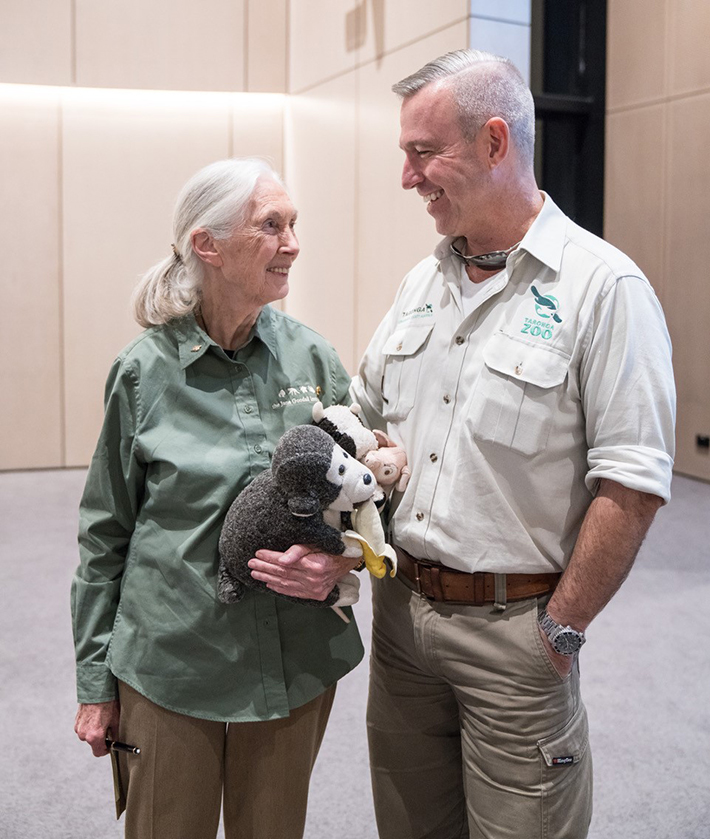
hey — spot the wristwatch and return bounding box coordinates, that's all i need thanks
[538,610,586,655]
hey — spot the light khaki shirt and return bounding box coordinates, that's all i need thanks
[352,195,675,573]
[72,308,363,721]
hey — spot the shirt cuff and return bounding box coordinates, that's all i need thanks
[586,445,674,504]
[76,662,118,704]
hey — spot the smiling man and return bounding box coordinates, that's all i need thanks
[351,49,676,839]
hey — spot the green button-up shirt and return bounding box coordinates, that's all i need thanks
[71,308,363,722]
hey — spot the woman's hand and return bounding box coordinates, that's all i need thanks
[248,544,361,600]
[74,700,121,757]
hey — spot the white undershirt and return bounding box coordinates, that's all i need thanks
[459,268,503,318]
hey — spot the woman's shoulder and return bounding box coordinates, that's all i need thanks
[267,308,336,353]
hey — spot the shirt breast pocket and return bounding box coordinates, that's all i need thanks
[380,324,434,423]
[468,332,571,457]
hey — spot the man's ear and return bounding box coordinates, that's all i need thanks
[483,117,510,167]
[191,228,223,268]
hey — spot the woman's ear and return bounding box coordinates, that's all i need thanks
[191,229,223,268]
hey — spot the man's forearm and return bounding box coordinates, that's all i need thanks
[546,479,664,631]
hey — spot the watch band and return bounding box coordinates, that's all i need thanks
[538,610,586,655]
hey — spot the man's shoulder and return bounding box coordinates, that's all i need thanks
[563,219,646,284]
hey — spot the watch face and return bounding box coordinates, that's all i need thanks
[552,629,582,655]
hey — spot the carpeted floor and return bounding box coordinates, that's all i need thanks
[1,469,708,839]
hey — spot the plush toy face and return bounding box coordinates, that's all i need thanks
[271,424,376,517]
[363,446,410,491]
[326,445,376,512]
[312,401,378,460]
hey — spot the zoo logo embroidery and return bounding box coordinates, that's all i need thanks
[520,285,562,340]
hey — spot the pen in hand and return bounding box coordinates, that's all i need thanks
[105,738,141,755]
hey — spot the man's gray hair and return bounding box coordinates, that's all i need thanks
[392,49,535,167]
[132,158,283,328]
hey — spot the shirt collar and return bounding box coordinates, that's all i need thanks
[176,306,279,369]
[433,192,566,275]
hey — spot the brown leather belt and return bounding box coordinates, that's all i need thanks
[395,546,561,605]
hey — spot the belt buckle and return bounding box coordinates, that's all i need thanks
[413,557,435,600]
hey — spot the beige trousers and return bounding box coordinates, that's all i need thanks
[116,681,335,839]
[367,574,593,839]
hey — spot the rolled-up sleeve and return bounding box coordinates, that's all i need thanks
[581,275,676,502]
[71,359,146,703]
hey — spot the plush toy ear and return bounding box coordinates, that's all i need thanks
[312,401,325,423]
[287,494,320,517]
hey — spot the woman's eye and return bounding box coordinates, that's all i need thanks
[338,465,345,475]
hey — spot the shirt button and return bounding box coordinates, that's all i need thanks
[430,453,438,462]
[415,512,424,521]
[455,336,464,345]
[396,342,403,351]
[254,445,263,454]
[443,394,451,404]
[244,405,253,413]
[515,364,523,375]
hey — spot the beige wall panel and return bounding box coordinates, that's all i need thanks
[75,0,245,91]
[606,0,667,109]
[284,74,357,371]
[604,106,666,298]
[0,2,72,86]
[62,90,232,466]
[664,94,710,480]
[231,95,285,171]
[247,0,287,92]
[356,23,468,359]
[0,89,63,470]
[358,0,467,66]
[668,0,710,97]
[289,0,359,93]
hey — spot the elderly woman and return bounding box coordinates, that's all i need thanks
[71,158,364,839]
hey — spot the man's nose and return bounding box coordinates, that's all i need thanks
[401,156,422,191]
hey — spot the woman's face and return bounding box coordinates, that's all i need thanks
[216,178,300,308]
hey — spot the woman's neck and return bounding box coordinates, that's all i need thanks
[197,296,262,351]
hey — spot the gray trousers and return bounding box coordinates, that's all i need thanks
[367,574,593,839]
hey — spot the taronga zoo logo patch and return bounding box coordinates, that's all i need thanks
[520,285,563,341]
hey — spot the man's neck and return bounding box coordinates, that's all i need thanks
[460,184,544,257]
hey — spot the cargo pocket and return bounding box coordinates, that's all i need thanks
[380,324,433,423]
[538,704,593,835]
[467,331,571,457]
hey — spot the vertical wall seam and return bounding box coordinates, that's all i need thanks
[244,0,249,91]
[71,0,77,85]
[57,97,67,467]
[285,0,291,94]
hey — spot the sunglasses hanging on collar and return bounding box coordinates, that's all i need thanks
[450,239,520,271]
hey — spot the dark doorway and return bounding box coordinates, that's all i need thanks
[531,0,607,236]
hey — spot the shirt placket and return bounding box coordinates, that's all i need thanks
[231,359,289,717]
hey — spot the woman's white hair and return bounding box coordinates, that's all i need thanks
[392,49,535,167]
[132,158,283,328]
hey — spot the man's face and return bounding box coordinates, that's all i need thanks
[399,81,488,241]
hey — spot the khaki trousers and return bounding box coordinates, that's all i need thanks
[116,681,335,839]
[367,575,593,839]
